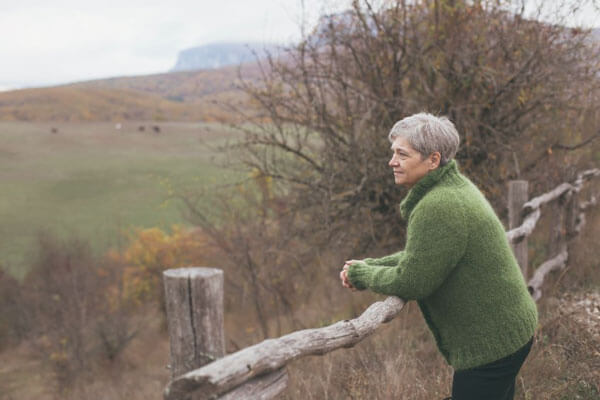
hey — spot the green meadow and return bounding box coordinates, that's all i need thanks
[0,121,241,279]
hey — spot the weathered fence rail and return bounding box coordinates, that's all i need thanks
[164,296,405,400]
[508,168,600,300]
[163,169,599,400]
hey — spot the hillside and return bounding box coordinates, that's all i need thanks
[0,64,261,122]
[72,64,261,101]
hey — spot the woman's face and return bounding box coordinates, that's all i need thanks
[389,136,440,188]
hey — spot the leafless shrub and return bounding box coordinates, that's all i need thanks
[18,232,138,390]
[179,174,318,341]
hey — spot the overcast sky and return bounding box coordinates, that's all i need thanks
[0,0,597,91]
[0,0,352,90]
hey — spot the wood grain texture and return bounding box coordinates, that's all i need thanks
[508,180,529,278]
[163,267,225,379]
[218,369,288,400]
[528,249,568,301]
[506,208,541,244]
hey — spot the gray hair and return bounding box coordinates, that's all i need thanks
[388,112,460,166]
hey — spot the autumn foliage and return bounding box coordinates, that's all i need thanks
[108,225,214,305]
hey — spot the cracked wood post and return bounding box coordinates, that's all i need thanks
[163,267,225,379]
[509,180,529,279]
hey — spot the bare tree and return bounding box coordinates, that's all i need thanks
[225,0,599,250]
[179,175,313,339]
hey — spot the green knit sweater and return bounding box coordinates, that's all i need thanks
[348,160,538,371]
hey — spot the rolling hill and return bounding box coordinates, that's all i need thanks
[0,64,261,122]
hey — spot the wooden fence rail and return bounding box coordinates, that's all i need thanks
[163,169,599,400]
[164,296,405,400]
[507,168,600,300]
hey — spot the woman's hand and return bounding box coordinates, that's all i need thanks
[340,260,358,291]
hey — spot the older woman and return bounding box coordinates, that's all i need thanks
[340,113,538,400]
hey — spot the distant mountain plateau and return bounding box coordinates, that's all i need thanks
[170,42,281,72]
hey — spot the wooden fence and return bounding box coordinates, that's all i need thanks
[162,168,599,400]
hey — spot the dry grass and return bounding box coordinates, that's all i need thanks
[282,302,454,400]
[519,293,600,400]
[2,282,598,400]
[277,289,600,400]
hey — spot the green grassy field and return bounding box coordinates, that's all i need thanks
[0,121,242,279]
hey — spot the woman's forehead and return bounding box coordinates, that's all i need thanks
[390,136,416,152]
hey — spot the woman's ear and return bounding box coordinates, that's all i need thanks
[429,152,441,170]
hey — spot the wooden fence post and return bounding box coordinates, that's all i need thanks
[163,267,225,379]
[163,267,289,400]
[508,180,529,279]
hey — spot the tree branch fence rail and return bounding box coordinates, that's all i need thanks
[162,168,599,400]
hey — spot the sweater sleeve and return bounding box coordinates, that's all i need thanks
[363,251,404,267]
[347,193,468,299]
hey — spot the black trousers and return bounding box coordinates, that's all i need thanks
[450,337,534,400]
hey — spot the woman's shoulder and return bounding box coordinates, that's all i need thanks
[421,179,470,207]
[431,172,486,201]
[414,177,488,220]
[412,185,469,223]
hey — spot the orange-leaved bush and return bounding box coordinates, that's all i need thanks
[108,225,214,305]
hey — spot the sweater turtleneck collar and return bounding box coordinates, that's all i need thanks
[399,159,460,219]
